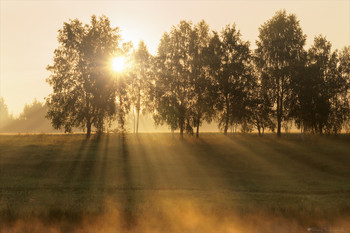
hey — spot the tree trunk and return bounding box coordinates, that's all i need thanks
[133,110,135,134]
[196,120,200,138]
[196,113,200,138]
[179,105,185,139]
[86,120,92,138]
[277,96,282,137]
[301,123,304,141]
[136,86,141,135]
[98,115,103,136]
[180,127,184,139]
[118,95,125,132]
[276,76,284,137]
[224,95,229,135]
[257,124,261,136]
[136,108,140,135]
[277,117,281,137]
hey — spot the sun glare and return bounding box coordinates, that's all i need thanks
[112,57,126,72]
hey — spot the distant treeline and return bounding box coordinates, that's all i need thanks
[2,10,350,137]
[0,98,57,133]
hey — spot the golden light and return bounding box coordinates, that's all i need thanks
[112,56,126,72]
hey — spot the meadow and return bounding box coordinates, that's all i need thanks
[0,133,349,233]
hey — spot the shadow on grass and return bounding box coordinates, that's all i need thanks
[120,133,137,230]
[0,135,70,224]
[63,138,90,185]
[184,137,260,192]
[37,136,108,225]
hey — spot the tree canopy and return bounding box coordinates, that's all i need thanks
[46,15,121,137]
[40,12,350,137]
[256,10,306,136]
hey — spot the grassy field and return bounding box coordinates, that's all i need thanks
[0,133,350,233]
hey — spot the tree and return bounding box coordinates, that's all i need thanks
[307,36,334,134]
[208,24,252,135]
[309,37,349,134]
[18,100,55,132]
[247,64,276,136]
[0,97,12,131]
[130,41,153,135]
[0,99,58,133]
[190,20,216,138]
[288,50,314,134]
[289,36,349,135]
[153,20,217,138]
[153,21,197,138]
[115,42,134,132]
[46,15,121,137]
[256,10,306,137]
[338,46,350,132]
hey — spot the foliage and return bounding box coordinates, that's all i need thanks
[336,46,350,133]
[246,66,276,135]
[208,24,253,134]
[256,10,306,136]
[46,15,121,137]
[129,41,153,134]
[189,20,217,137]
[154,21,216,138]
[290,36,349,135]
[24,12,350,136]
[0,97,12,131]
[0,99,56,133]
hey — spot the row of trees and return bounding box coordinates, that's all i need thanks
[0,98,55,133]
[45,11,350,138]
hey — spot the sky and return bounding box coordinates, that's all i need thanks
[1,0,349,116]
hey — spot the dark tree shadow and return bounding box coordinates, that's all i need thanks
[58,136,106,224]
[120,133,137,230]
[63,138,90,184]
[99,133,109,191]
[181,137,260,192]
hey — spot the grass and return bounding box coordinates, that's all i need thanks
[0,133,349,232]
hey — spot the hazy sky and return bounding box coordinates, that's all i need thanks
[1,0,349,116]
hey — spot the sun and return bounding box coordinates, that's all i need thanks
[112,56,126,72]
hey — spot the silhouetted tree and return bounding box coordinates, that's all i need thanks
[130,41,153,135]
[46,15,120,137]
[247,64,276,136]
[256,10,306,137]
[208,24,252,135]
[338,46,350,132]
[190,20,217,138]
[289,36,349,135]
[307,36,334,134]
[311,36,348,134]
[116,42,133,132]
[288,50,313,133]
[153,21,197,138]
[153,20,217,138]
